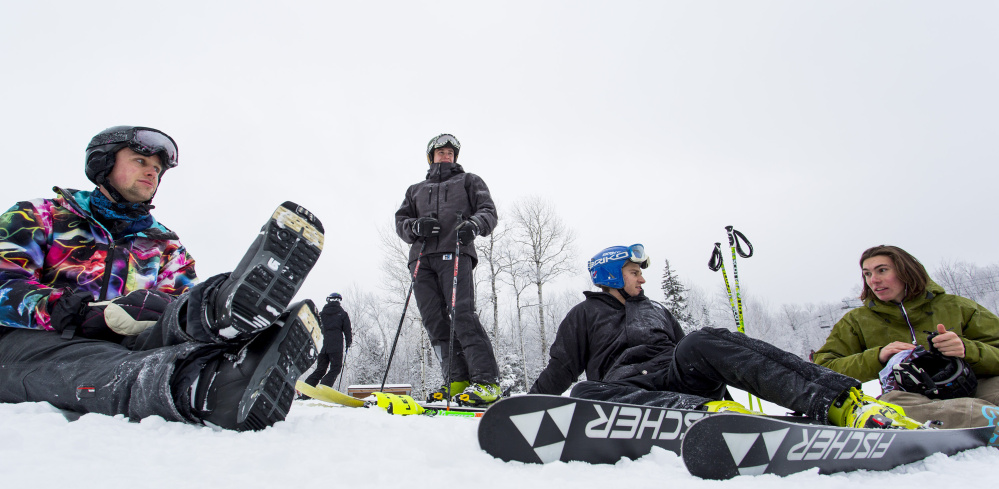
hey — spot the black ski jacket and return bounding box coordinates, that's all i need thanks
[319,301,352,349]
[394,163,497,267]
[529,291,686,395]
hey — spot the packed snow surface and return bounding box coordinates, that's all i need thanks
[2,386,996,489]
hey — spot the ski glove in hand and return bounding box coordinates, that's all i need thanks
[51,289,173,339]
[456,219,479,245]
[413,217,441,238]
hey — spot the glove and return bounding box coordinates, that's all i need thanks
[412,217,441,238]
[456,219,479,245]
[52,289,173,339]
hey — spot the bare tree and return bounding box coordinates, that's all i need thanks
[498,245,536,390]
[475,221,508,341]
[510,196,576,366]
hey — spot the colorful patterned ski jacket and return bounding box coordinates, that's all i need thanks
[0,187,198,331]
[814,280,999,381]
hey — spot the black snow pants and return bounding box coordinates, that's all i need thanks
[571,327,860,423]
[305,335,344,387]
[412,252,498,385]
[0,275,229,423]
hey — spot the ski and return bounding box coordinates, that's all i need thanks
[478,394,717,464]
[295,381,485,417]
[681,413,993,479]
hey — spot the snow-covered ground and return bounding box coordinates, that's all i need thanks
[2,381,996,489]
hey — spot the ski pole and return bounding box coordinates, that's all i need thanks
[708,242,740,331]
[379,239,426,392]
[726,226,760,411]
[337,347,348,391]
[726,226,753,335]
[444,212,462,410]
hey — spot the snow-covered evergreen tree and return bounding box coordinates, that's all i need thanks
[660,258,694,329]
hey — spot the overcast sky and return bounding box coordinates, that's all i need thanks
[2,1,996,309]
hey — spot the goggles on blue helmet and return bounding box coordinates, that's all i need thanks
[587,244,650,289]
[88,127,179,168]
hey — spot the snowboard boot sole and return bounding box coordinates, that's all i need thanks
[212,202,324,340]
[201,300,321,431]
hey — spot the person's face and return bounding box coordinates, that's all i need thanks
[433,147,455,164]
[862,255,906,303]
[105,147,163,203]
[621,261,646,297]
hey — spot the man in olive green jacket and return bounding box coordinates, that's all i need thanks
[816,252,999,435]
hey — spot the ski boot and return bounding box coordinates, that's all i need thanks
[457,382,502,406]
[828,387,924,429]
[208,202,324,341]
[195,300,321,431]
[427,380,469,403]
[373,392,426,415]
[703,400,765,415]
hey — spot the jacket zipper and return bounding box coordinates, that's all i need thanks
[98,240,116,301]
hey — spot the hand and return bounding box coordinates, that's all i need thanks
[878,341,916,363]
[456,219,479,245]
[82,290,173,337]
[931,323,966,357]
[412,217,440,238]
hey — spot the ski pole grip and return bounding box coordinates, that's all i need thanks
[708,243,723,271]
[734,229,753,258]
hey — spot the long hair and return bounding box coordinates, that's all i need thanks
[858,245,929,302]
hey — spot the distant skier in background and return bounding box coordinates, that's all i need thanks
[304,292,352,388]
[530,243,924,430]
[394,133,501,406]
[814,245,999,433]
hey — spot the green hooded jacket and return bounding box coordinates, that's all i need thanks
[813,280,999,382]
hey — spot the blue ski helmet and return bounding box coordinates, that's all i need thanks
[426,133,460,164]
[587,244,650,289]
[327,292,342,303]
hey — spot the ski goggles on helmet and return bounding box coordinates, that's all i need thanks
[427,133,460,153]
[90,127,179,168]
[626,244,650,268]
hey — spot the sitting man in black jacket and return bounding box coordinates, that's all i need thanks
[529,244,923,430]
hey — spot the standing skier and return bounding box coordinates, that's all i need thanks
[0,125,324,431]
[394,133,501,405]
[529,244,923,430]
[304,292,352,388]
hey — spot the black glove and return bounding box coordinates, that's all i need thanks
[456,219,479,245]
[51,289,173,339]
[412,217,441,238]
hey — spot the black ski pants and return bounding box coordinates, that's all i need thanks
[411,252,498,385]
[0,275,229,423]
[571,327,860,423]
[305,335,344,387]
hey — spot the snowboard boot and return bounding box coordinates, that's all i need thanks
[427,380,470,403]
[373,392,426,415]
[207,202,324,341]
[703,400,765,416]
[457,382,502,406]
[828,387,924,430]
[194,300,321,431]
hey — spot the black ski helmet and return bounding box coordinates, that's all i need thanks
[85,126,179,187]
[426,133,460,164]
[890,347,977,399]
[327,292,342,303]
